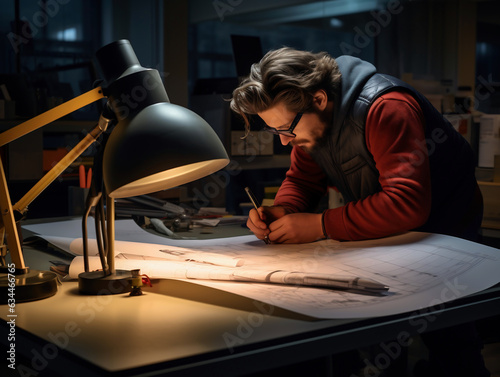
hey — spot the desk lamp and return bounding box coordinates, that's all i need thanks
[0,40,229,301]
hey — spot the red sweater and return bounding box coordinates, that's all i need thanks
[274,91,432,241]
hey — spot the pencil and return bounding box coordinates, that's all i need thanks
[244,187,270,244]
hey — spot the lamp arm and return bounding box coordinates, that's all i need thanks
[0,87,104,147]
[0,87,106,271]
[13,122,107,216]
[0,122,108,271]
[0,157,25,270]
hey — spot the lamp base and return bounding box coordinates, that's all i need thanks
[0,270,59,304]
[78,269,133,295]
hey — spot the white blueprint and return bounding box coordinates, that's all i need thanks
[24,219,500,319]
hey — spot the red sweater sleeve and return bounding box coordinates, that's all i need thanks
[274,145,328,213]
[324,91,432,240]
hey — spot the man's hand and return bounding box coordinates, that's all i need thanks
[247,206,325,244]
[246,206,289,242]
[268,212,325,244]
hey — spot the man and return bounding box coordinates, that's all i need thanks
[230,47,482,245]
[230,48,488,376]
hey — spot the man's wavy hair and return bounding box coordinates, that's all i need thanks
[230,47,341,133]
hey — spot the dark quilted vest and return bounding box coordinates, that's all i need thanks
[311,73,480,238]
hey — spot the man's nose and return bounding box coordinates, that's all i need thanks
[279,134,294,146]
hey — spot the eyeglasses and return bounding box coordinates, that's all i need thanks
[262,112,303,138]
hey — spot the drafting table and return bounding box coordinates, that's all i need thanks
[1,225,500,376]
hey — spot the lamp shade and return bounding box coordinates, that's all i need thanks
[94,39,229,199]
[103,101,229,198]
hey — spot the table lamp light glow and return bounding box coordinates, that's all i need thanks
[0,40,229,300]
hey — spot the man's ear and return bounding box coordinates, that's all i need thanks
[312,90,329,111]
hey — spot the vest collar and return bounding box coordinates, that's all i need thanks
[332,56,377,133]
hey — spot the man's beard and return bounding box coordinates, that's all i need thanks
[308,131,329,154]
[293,110,330,154]
[293,134,326,154]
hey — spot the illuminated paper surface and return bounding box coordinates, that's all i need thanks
[24,219,500,319]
